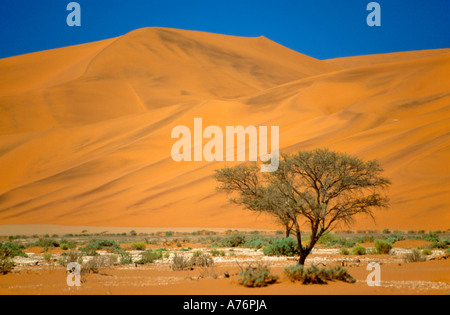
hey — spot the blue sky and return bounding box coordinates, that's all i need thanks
[0,0,449,59]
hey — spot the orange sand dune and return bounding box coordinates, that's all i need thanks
[0,27,449,232]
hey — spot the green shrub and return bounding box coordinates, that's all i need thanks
[263,238,301,257]
[385,233,405,244]
[352,246,366,255]
[32,238,60,251]
[375,239,393,254]
[43,253,52,262]
[431,238,449,249]
[136,249,162,264]
[118,250,132,265]
[326,237,355,248]
[238,263,279,287]
[0,244,15,275]
[284,264,356,285]
[131,242,147,251]
[243,236,273,250]
[340,248,350,255]
[80,239,120,255]
[0,242,28,258]
[422,249,432,256]
[220,234,247,247]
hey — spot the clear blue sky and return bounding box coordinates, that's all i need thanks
[0,0,449,59]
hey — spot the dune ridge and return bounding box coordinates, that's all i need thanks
[0,27,449,231]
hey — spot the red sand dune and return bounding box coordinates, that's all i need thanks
[0,27,449,231]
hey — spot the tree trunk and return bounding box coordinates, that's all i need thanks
[298,250,309,266]
[285,227,290,238]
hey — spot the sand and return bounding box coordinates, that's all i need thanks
[1,255,449,295]
[0,27,449,232]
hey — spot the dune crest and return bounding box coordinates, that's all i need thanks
[0,28,449,231]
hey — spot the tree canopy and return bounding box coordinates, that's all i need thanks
[215,148,391,265]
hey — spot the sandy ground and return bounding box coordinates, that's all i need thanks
[1,242,449,295]
[1,258,449,295]
[0,27,449,231]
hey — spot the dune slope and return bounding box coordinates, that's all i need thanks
[0,28,449,231]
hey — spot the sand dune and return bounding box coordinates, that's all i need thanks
[0,27,449,231]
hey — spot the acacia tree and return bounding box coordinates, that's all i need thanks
[214,149,391,265]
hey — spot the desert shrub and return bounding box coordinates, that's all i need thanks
[32,238,60,251]
[59,239,77,251]
[136,249,163,265]
[375,239,393,254]
[58,251,84,267]
[317,231,337,245]
[43,253,52,262]
[422,249,432,256]
[238,263,279,287]
[284,264,356,285]
[82,255,115,274]
[263,238,301,257]
[116,250,132,265]
[352,246,367,255]
[326,237,355,248]
[171,254,194,271]
[190,253,213,268]
[210,249,225,257]
[0,242,28,258]
[423,231,440,243]
[385,233,405,244]
[80,239,120,255]
[340,248,350,255]
[0,244,15,275]
[404,249,425,263]
[243,236,274,250]
[382,229,391,235]
[220,234,247,247]
[431,238,449,250]
[171,252,213,270]
[131,242,147,251]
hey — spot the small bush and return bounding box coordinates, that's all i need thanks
[284,264,356,285]
[238,263,279,287]
[136,249,163,265]
[58,251,84,267]
[1,242,28,258]
[243,236,273,250]
[263,238,301,257]
[0,244,15,275]
[220,234,247,247]
[385,233,405,244]
[118,250,133,265]
[32,238,60,251]
[422,249,432,256]
[404,249,425,263]
[131,242,147,251]
[375,239,393,254]
[210,249,225,257]
[80,239,120,255]
[171,253,194,271]
[171,252,213,270]
[352,246,366,255]
[82,255,115,274]
[190,253,213,268]
[340,248,350,255]
[326,237,355,248]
